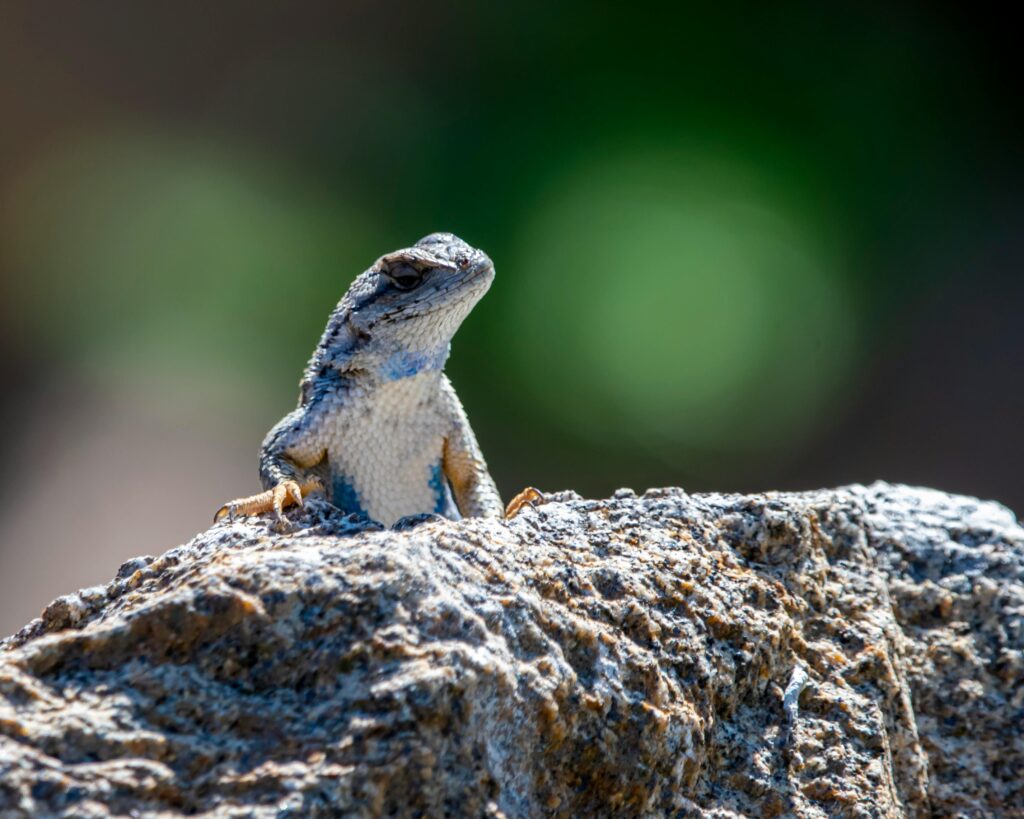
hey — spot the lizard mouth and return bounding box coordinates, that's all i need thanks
[405,259,493,322]
[419,263,493,315]
[368,260,493,334]
[427,255,493,296]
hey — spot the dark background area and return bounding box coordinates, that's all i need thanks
[0,1,1020,636]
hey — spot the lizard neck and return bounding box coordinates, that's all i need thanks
[358,341,451,383]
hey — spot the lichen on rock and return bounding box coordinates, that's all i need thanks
[1,483,1021,817]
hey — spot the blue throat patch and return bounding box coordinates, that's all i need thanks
[382,345,450,381]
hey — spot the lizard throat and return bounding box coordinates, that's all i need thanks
[380,345,451,381]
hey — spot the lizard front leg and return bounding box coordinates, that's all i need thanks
[504,487,545,519]
[214,478,322,522]
[216,405,328,523]
[440,377,504,519]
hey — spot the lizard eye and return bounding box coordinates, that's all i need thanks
[384,262,424,291]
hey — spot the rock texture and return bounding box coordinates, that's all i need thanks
[1,483,1022,818]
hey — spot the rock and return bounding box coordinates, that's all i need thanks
[0,483,1021,817]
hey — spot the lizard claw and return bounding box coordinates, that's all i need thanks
[272,481,304,520]
[214,502,236,523]
[214,478,321,524]
[505,487,545,519]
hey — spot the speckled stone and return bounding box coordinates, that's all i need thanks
[1,483,1021,817]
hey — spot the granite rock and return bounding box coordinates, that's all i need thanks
[1,483,1021,817]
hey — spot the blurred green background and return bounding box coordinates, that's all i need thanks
[0,1,1021,635]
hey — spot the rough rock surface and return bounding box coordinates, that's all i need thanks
[1,483,1022,818]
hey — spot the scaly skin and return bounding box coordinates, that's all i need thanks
[216,232,509,528]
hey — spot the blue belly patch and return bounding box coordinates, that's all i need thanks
[429,463,458,518]
[331,475,365,517]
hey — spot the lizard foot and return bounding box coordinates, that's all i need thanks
[504,487,545,519]
[392,512,445,531]
[215,478,321,523]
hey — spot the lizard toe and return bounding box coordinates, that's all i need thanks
[505,487,546,519]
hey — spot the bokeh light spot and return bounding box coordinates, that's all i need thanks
[1,128,381,375]
[507,145,860,459]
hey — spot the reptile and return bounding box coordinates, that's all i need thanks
[216,232,539,528]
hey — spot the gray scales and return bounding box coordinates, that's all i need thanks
[216,233,509,528]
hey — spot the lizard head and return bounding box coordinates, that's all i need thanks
[319,233,494,377]
[376,232,494,311]
[359,233,493,332]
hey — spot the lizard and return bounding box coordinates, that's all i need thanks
[215,232,538,528]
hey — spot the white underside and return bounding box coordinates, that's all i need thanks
[323,371,451,527]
